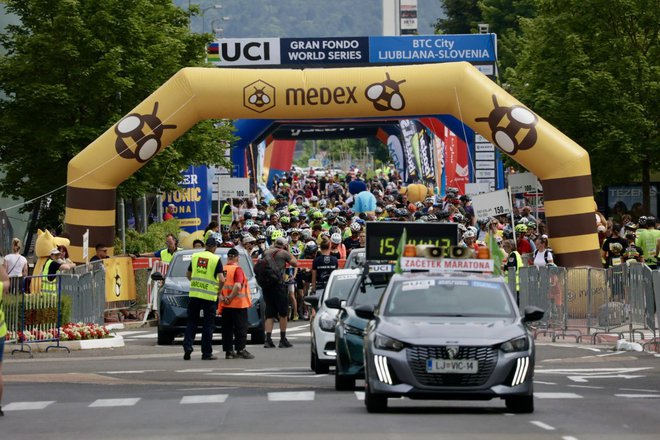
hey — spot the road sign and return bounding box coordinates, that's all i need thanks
[218,177,249,199]
[471,189,511,218]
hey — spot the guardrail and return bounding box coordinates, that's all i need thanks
[515,263,658,344]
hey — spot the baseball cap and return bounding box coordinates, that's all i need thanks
[50,248,61,255]
[274,237,288,248]
[227,248,239,257]
[205,236,219,247]
[242,235,256,244]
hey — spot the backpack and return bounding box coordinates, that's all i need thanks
[254,249,283,288]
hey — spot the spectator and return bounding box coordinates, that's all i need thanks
[533,235,554,267]
[90,243,109,262]
[3,238,28,282]
[41,248,75,294]
[163,204,176,221]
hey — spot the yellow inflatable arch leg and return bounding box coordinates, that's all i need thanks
[65,63,601,267]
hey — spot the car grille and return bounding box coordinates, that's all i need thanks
[163,294,189,309]
[407,345,497,387]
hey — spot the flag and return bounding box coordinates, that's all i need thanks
[394,228,408,274]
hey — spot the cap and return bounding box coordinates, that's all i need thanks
[242,235,256,244]
[274,237,288,248]
[50,248,61,255]
[227,248,239,257]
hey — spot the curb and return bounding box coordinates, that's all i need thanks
[3,334,125,354]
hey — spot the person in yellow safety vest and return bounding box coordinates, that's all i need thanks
[183,235,225,361]
[502,239,523,305]
[135,233,182,264]
[220,248,255,360]
[41,248,76,295]
[1,263,10,416]
[220,202,233,229]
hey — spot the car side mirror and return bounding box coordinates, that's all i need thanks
[304,295,320,310]
[151,272,164,281]
[522,306,544,323]
[354,304,375,320]
[324,297,342,309]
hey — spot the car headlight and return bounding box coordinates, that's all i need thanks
[374,334,405,352]
[500,336,530,353]
[318,312,336,332]
[344,323,365,336]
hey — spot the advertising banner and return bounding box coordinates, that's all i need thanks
[104,257,137,302]
[387,134,406,181]
[416,124,435,181]
[443,126,470,194]
[399,120,419,181]
[471,189,511,219]
[163,165,212,233]
[369,34,496,64]
[207,38,281,66]
[280,37,369,65]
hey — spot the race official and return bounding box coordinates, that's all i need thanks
[136,233,182,263]
[183,236,225,361]
[221,248,254,359]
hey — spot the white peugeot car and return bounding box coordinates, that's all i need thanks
[307,269,361,374]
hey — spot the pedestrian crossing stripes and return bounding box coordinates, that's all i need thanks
[3,389,651,412]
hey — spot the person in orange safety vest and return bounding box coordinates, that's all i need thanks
[220,248,255,360]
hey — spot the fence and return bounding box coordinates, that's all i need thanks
[513,263,659,345]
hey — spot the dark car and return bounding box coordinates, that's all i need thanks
[333,265,393,391]
[152,248,265,345]
[359,272,543,413]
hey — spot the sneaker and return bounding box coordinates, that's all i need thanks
[225,351,237,359]
[201,355,218,361]
[183,351,192,361]
[279,338,293,348]
[293,313,300,321]
[264,339,276,348]
[236,349,255,359]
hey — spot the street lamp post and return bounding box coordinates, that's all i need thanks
[211,17,230,37]
[201,4,223,34]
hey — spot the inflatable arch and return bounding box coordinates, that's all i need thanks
[66,63,600,267]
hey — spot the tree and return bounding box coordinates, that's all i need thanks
[0,0,234,231]
[434,0,482,34]
[508,0,659,211]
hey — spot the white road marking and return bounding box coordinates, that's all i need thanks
[131,334,158,339]
[615,394,660,399]
[354,391,365,401]
[89,398,140,407]
[100,370,164,374]
[562,437,580,440]
[502,413,515,416]
[177,386,239,391]
[596,351,627,357]
[533,380,557,385]
[530,421,556,431]
[176,369,218,373]
[535,393,582,399]
[619,388,659,393]
[568,385,604,390]
[208,372,327,378]
[115,331,149,336]
[536,343,601,352]
[180,394,228,404]
[3,401,55,411]
[267,391,315,401]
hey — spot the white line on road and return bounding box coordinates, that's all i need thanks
[180,394,229,404]
[615,394,660,399]
[596,351,627,357]
[535,393,583,399]
[562,437,579,440]
[89,398,140,407]
[354,391,365,401]
[267,391,315,401]
[99,370,164,374]
[115,331,149,336]
[619,388,659,393]
[177,386,239,391]
[530,421,556,431]
[568,385,604,390]
[533,380,557,385]
[3,401,55,411]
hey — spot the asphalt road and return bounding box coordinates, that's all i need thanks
[2,322,659,440]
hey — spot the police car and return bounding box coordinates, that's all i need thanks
[359,272,543,413]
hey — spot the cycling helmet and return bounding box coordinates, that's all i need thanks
[414,211,424,219]
[290,246,301,257]
[336,217,347,226]
[395,208,409,217]
[350,222,362,232]
[244,219,254,228]
[330,226,341,235]
[467,226,478,236]
[453,213,465,223]
[457,223,467,233]
[256,234,267,242]
[319,199,327,208]
[302,201,310,208]
[518,217,529,224]
[326,213,337,221]
[290,210,300,217]
[280,216,290,224]
[331,207,341,214]
[526,222,537,230]
[375,207,383,214]
[302,230,312,241]
[313,211,323,220]
[462,230,476,240]
[515,224,528,233]
[638,216,647,227]
[269,199,278,206]
[265,225,276,236]
[310,196,319,202]
[646,216,656,226]
[415,201,424,210]
[243,212,252,220]
[300,223,310,229]
[305,241,319,253]
[331,233,342,244]
[271,229,284,240]
[289,204,297,212]
[221,224,230,232]
[290,228,301,235]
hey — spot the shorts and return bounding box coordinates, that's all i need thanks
[0,337,5,362]
[264,284,289,319]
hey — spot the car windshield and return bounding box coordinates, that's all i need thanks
[347,273,392,307]
[167,251,254,279]
[325,274,359,301]
[384,279,514,317]
[345,249,366,268]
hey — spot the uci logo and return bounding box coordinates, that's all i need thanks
[114,102,177,163]
[475,95,539,155]
[244,80,276,113]
[365,73,406,111]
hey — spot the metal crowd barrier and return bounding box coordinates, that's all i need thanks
[60,270,105,325]
[518,263,659,344]
[8,274,70,357]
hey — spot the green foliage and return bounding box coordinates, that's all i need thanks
[508,0,659,188]
[294,138,389,168]
[117,219,181,255]
[434,0,482,34]
[0,0,233,229]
